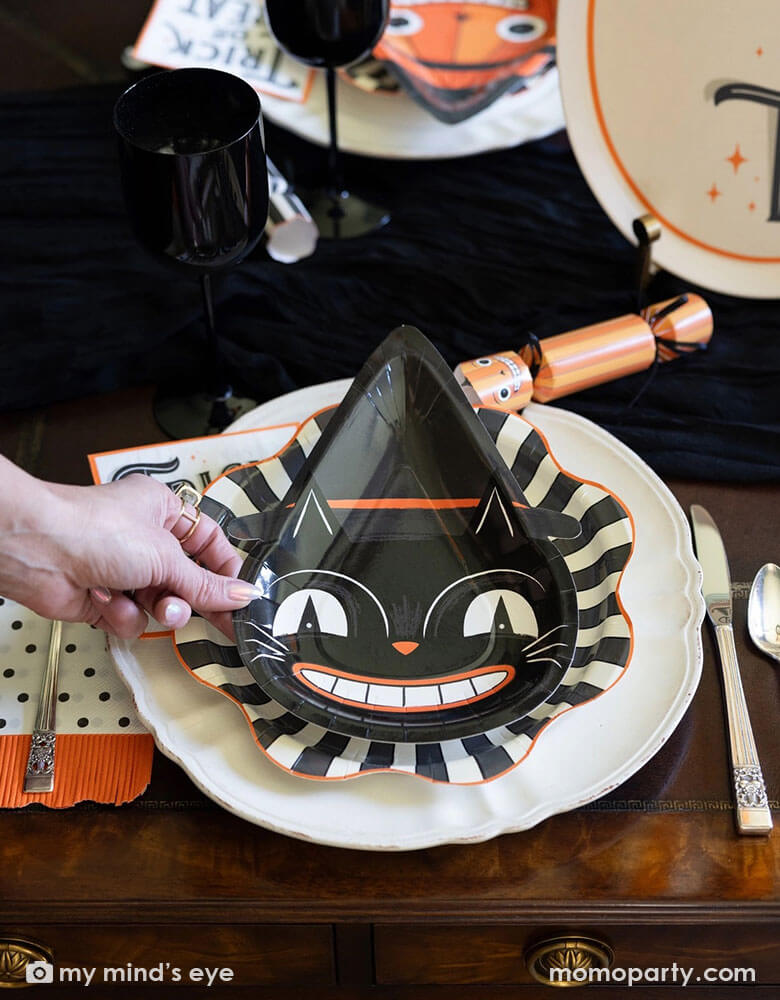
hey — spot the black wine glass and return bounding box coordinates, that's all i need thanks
[264,0,390,239]
[114,68,269,439]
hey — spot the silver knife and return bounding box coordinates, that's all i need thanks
[22,620,61,794]
[690,505,772,835]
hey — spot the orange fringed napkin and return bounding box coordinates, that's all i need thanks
[0,734,154,808]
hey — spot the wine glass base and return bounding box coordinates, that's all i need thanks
[307,190,390,239]
[154,389,257,440]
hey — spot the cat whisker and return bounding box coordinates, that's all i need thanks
[526,656,564,667]
[244,637,289,655]
[245,621,287,651]
[524,641,567,657]
[250,652,285,663]
[522,625,566,652]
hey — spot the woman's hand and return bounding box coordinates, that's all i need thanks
[0,460,258,640]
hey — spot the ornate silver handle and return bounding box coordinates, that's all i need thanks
[715,624,772,835]
[22,620,61,794]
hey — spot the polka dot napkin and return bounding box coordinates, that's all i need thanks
[0,420,299,808]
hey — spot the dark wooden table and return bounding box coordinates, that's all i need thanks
[0,387,777,997]
[1,4,778,993]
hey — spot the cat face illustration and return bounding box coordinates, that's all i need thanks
[232,327,579,742]
[373,0,556,123]
[378,0,555,78]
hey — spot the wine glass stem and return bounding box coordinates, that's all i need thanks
[325,66,342,201]
[200,273,231,402]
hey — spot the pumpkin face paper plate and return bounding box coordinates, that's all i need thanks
[372,1,557,123]
[227,327,580,746]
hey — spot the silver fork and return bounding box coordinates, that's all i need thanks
[23,620,62,793]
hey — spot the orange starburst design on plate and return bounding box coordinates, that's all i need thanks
[756,46,763,56]
[749,202,756,211]
[707,183,722,203]
[726,144,748,173]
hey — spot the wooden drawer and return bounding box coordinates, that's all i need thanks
[1,924,334,988]
[374,923,780,987]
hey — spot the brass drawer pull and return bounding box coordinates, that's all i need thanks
[525,935,614,988]
[0,938,54,989]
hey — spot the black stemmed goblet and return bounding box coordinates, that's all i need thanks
[114,68,269,439]
[264,0,390,239]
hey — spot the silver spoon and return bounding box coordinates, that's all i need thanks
[748,563,780,664]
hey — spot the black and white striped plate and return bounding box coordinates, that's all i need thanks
[172,406,633,785]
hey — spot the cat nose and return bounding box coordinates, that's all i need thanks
[392,641,419,656]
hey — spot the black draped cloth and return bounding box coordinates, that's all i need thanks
[2,85,779,481]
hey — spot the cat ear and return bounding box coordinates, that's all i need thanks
[226,481,340,546]
[472,485,518,540]
[286,483,339,541]
[471,481,581,542]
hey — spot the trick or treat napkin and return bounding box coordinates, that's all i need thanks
[133,0,314,104]
[0,420,298,808]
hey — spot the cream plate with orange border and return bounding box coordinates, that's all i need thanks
[557,0,780,297]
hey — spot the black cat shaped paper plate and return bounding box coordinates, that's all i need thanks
[227,329,582,745]
[171,329,634,784]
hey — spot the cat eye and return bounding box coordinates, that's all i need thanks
[272,588,349,637]
[385,11,424,36]
[495,15,547,43]
[463,589,538,637]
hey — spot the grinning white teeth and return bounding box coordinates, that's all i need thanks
[299,669,508,708]
[303,669,337,693]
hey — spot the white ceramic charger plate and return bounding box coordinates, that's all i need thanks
[260,65,564,159]
[111,381,704,850]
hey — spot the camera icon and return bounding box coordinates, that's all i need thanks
[26,961,54,984]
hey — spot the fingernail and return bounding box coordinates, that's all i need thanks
[162,601,186,626]
[90,587,112,605]
[228,581,264,604]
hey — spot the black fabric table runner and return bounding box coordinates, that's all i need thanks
[2,85,778,481]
